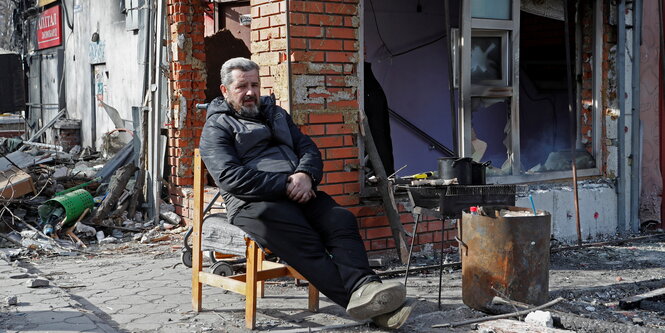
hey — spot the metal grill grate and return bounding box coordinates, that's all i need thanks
[404,184,524,218]
[444,184,526,196]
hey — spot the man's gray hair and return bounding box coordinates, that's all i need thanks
[220,57,260,87]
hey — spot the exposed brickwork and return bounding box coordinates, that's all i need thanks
[600,0,618,176]
[56,128,81,151]
[251,0,289,106]
[166,0,208,217]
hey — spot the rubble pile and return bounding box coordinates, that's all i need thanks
[0,139,185,261]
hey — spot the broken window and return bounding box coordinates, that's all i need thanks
[362,0,599,182]
[518,5,597,175]
[462,0,598,179]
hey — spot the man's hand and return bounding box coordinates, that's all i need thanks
[287,172,316,204]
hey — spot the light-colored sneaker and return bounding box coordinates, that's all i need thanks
[371,298,417,329]
[346,281,406,320]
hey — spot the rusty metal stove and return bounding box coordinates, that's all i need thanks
[399,183,523,309]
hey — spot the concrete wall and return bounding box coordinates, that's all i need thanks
[517,182,618,243]
[62,0,145,149]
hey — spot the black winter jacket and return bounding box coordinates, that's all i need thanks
[199,96,323,222]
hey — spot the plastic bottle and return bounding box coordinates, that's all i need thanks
[43,224,54,236]
[469,206,478,215]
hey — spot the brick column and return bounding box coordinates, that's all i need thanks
[166,0,207,223]
[285,0,365,233]
[251,1,289,106]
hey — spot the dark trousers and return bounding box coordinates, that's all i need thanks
[232,191,380,307]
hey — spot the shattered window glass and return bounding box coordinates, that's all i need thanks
[471,97,510,176]
[470,36,503,84]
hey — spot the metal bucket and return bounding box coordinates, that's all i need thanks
[459,206,551,311]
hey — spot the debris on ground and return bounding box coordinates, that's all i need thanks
[0,130,184,259]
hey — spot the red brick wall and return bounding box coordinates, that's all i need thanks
[251,0,289,105]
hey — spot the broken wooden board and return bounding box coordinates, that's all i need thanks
[477,319,572,333]
[619,287,665,309]
[0,166,36,199]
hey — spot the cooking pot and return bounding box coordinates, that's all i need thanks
[471,161,492,185]
[438,157,473,184]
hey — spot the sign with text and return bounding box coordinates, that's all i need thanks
[37,5,62,50]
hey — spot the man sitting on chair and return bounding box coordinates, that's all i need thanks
[199,57,413,329]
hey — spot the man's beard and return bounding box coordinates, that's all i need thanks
[238,104,259,117]
[232,97,260,117]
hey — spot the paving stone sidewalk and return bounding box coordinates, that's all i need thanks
[1,244,456,333]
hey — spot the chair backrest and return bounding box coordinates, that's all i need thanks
[194,149,223,215]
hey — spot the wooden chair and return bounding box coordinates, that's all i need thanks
[191,148,319,329]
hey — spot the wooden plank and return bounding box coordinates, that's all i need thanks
[255,267,290,281]
[285,265,307,280]
[199,272,247,295]
[359,109,409,263]
[221,266,290,283]
[192,149,204,312]
[619,287,665,309]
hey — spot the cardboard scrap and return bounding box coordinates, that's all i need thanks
[0,166,35,199]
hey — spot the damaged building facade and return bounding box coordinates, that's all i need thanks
[12,0,665,253]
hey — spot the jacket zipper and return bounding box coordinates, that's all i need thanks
[277,146,297,172]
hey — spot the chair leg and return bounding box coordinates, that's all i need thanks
[192,150,204,312]
[192,236,203,312]
[257,250,265,298]
[308,284,319,312]
[245,240,259,329]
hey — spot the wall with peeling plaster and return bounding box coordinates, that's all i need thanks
[62,0,145,149]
